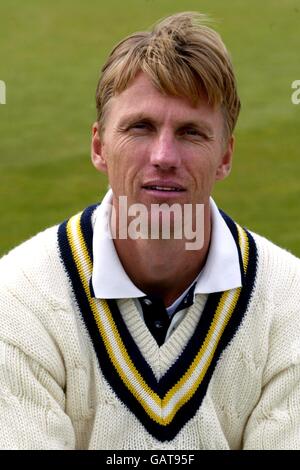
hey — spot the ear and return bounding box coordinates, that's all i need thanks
[215,135,235,181]
[91,122,108,173]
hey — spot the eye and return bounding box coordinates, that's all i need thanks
[132,123,147,129]
[179,127,203,138]
[128,121,154,131]
[178,127,212,141]
[185,128,201,136]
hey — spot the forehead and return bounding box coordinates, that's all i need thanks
[104,72,223,129]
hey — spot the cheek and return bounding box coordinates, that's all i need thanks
[104,145,143,189]
[116,139,148,169]
[188,155,216,183]
[102,140,124,172]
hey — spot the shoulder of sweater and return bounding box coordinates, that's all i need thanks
[250,230,300,307]
[0,226,70,381]
[0,224,68,309]
[251,230,300,270]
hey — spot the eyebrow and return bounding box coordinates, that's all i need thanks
[117,113,214,135]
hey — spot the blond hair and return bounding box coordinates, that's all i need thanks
[95,12,240,139]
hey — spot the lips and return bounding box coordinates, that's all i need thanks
[142,181,186,192]
[143,186,183,192]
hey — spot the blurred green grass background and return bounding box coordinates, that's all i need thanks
[0,0,300,256]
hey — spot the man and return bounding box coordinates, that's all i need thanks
[1,12,300,450]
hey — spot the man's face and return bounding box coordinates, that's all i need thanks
[92,72,234,212]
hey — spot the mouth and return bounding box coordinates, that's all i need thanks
[142,185,184,192]
[141,182,186,195]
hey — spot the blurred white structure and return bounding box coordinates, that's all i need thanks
[0,80,6,104]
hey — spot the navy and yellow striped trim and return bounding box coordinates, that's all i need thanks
[58,204,257,442]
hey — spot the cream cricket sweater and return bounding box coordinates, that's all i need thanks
[1,204,300,450]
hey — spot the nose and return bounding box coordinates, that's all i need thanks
[150,131,181,170]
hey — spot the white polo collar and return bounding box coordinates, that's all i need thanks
[91,189,242,299]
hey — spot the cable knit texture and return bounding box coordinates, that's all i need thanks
[1,223,300,450]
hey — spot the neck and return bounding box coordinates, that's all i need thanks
[112,205,211,307]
